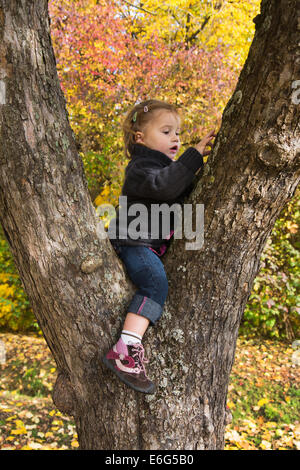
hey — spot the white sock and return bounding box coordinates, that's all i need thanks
[121,330,142,345]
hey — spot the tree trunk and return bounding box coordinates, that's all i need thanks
[0,0,299,450]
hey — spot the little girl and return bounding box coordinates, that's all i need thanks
[103,99,216,394]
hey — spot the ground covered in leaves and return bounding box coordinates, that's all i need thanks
[0,333,299,450]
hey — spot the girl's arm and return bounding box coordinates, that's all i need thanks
[123,147,204,201]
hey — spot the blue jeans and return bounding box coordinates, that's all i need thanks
[113,245,168,325]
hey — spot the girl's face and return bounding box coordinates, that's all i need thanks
[135,110,181,160]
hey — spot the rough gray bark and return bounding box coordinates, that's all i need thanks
[0,0,299,450]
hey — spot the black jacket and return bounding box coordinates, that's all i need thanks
[108,143,204,250]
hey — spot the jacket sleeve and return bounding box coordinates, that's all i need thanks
[122,147,204,201]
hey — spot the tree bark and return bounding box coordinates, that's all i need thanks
[0,0,299,450]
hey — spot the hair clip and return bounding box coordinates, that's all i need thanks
[132,111,137,122]
[144,106,148,113]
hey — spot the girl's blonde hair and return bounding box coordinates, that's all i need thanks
[122,99,179,158]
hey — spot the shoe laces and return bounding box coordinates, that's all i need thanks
[130,343,150,378]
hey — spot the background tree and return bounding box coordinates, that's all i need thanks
[48,0,237,201]
[0,0,299,450]
[117,0,260,62]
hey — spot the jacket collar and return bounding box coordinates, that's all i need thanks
[131,144,172,165]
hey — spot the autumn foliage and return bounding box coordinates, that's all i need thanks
[48,0,240,202]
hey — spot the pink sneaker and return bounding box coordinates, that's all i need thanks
[102,338,155,394]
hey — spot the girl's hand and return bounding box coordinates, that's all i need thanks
[195,129,217,156]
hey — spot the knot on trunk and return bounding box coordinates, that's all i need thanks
[52,371,76,416]
[256,139,299,170]
[256,141,283,168]
[80,254,103,273]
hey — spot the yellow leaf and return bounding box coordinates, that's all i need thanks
[260,439,272,450]
[15,419,25,427]
[265,422,277,428]
[71,440,79,448]
[257,398,269,408]
[11,427,27,435]
[286,221,298,233]
[6,415,17,421]
[227,401,235,409]
[52,419,64,426]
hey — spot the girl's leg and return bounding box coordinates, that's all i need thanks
[123,312,150,338]
[120,312,149,346]
[120,246,167,343]
[103,245,168,393]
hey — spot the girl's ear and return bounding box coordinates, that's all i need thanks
[135,131,144,143]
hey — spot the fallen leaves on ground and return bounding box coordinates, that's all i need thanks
[0,333,77,450]
[0,391,78,450]
[225,337,300,450]
[0,333,299,450]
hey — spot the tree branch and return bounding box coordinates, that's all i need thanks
[120,0,157,16]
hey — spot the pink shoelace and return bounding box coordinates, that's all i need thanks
[130,343,150,378]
